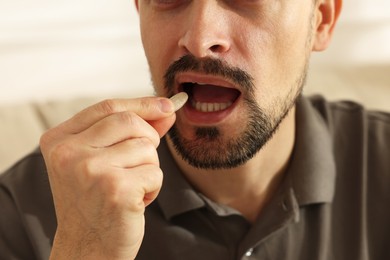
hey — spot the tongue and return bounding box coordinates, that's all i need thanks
[192,84,240,103]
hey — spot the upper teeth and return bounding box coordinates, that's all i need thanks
[192,100,233,112]
[194,82,207,85]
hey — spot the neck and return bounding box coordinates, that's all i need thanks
[167,106,296,223]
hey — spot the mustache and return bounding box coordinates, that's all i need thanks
[164,54,254,95]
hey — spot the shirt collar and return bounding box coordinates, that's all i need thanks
[288,96,336,206]
[157,139,206,220]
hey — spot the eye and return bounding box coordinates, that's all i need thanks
[150,0,186,10]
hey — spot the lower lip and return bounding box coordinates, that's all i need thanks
[180,96,241,125]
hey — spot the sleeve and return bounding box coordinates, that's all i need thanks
[0,185,37,259]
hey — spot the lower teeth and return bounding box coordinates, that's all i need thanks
[192,101,232,112]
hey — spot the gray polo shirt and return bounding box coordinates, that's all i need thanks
[1,96,389,260]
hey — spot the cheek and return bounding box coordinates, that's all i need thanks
[141,20,180,96]
[242,21,311,108]
[141,33,167,94]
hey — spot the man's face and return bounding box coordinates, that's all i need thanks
[137,0,318,169]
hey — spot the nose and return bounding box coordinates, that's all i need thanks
[178,2,231,58]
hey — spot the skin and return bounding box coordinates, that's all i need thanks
[40,0,342,259]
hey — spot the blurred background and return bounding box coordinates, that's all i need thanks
[0,0,389,104]
[0,0,389,172]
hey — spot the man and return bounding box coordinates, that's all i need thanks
[1,0,389,259]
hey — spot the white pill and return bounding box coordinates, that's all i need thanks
[170,92,189,112]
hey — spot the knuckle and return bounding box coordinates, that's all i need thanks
[48,140,77,173]
[138,164,163,186]
[39,130,51,150]
[96,172,121,194]
[126,199,146,213]
[39,127,62,150]
[135,137,154,150]
[139,98,153,112]
[97,99,119,115]
[149,166,163,184]
[103,174,146,212]
[77,155,100,179]
[137,132,160,148]
[131,166,163,211]
[144,147,159,165]
[117,111,140,128]
[134,137,159,162]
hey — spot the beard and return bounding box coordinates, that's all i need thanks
[163,54,307,170]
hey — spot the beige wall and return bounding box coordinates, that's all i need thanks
[0,0,389,104]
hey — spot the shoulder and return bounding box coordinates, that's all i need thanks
[308,94,390,200]
[0,148,55,260]
[308,95,390,144]
[0,148,48,192]
[309,96,390,230]
[308,94,390,172]
[308,95,390,251]
[0,147,55,218]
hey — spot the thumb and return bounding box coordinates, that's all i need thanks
[149,92,188,137]
[148,113,176,138]
[58,96,176,135]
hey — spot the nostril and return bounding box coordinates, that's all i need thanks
[210,45,222,52]
[178,29,230,58]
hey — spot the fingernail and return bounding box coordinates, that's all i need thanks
[170,92,188,112]
[159,98,174,113]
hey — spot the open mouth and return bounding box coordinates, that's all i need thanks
[180,82,241,113]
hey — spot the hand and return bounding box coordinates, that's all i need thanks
[40,97,176,259]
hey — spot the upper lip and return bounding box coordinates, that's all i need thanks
[175,72,240,93]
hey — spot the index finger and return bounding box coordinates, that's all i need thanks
[60,96,175,135]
